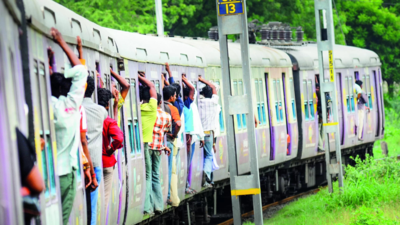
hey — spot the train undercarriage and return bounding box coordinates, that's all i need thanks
[139,143,374,225]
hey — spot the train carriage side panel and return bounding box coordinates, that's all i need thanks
[27,27,63,225]
[124,60,146,225]
[0,1,24,224]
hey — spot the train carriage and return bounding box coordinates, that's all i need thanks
[280,44,383,160]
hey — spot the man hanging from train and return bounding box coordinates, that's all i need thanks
[163,63,186,206]
[162,84,182,206]
[354,80,369,141]
[48,28,88,225]
[181,74,200,195]
[137,72,159,213]
[198,76,220,188]
[82,75,107,225]
[316,83,332,152]
[97,88,124,208]
[144,91,172,215]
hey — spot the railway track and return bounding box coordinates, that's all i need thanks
[217,187,322,225]
[217,154,400,225]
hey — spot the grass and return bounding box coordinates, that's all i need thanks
[373,95,400,158]
[243,155,400,225]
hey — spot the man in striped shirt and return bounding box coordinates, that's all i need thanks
[198,76,219,187]
[144,93,172,215]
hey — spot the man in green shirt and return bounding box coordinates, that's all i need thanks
[139,72,158,144]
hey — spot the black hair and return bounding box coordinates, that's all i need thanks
[97,88,112,108]
[85,76,95,98]
[355,80,363,86]
[50,72,72,98]
[157,93,162,105]
[183,87,190,98]
[163,86,176,101]
[139,85,151,102]
[200,85,213,98]
[171,83,181,97]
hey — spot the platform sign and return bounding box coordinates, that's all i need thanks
[218,0,244,16]
[328,50,334,82]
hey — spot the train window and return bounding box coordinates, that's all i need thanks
[289,78,296,120]
[366,76,372,109]
[238,80,247,128]
[129,80,141,154]
[277,80,284,122]
[273,80,280,122]
[258,79,267,125]
[233,80,242,129]
[76,148,82,183]
[303,80,309,120]
[307,80,314,120]
[128,121,135,155]
[155,80,160,93]
[215,80,225,133]
[345,77,350,112]
[255,80,262,125]
[349,77,355,111]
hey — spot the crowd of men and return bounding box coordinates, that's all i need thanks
[18,28,222,224]
[17,28,371,225]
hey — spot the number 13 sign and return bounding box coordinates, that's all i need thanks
[218,0,244,16]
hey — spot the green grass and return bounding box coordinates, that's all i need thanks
[243,155,400,225]
[373,95,400,158]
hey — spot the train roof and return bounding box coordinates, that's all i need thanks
[23,0,118,57]
[274,43,381,70]
[170,38,292,68]
[105,29,206,68]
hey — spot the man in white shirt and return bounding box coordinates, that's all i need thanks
[49,28,88,225]
[354,80,369,141]
[198,76,219,187]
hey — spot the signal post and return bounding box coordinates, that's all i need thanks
[313,0,344,192]
[215,0,263,224]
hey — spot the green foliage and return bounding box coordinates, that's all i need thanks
[351,206,399,225]
[54,0,400,87]
[259,154,400,224]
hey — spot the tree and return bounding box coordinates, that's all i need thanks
[336,0,400,96]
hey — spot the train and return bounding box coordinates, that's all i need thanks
[0,0,384,224]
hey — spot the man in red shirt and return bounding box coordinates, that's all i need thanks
[97,88,124,208]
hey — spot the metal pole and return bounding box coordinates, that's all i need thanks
[215,0,263,223]
[314,0,344,193]
[155,0,164,37]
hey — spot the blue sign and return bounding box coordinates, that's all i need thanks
[218,0,244,16]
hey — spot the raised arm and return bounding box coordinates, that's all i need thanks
[162,73,170,87]
[110,68,130,100]
[138,73,157,99]
[51,28,81,67]
[77,36,83,60]
[198,76,217,95]
[165,63,175,84]
[182,75,195,100]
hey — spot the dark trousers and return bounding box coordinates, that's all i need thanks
[86,187,91,225]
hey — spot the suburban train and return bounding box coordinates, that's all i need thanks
[0,0,384,224]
